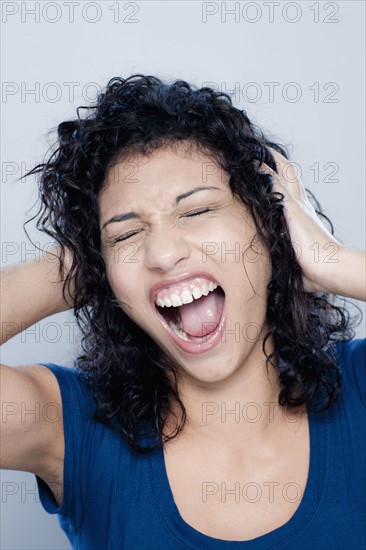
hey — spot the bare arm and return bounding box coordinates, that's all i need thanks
[1,246,75,345]
[316,246,366,302]
[0,246,75,487]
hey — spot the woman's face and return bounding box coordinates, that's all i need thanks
[98,143,273,384]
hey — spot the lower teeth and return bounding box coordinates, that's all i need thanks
[168,320,189,341]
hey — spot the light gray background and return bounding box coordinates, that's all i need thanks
[1,1,365,548]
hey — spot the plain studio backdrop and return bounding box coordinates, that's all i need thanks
[1,1,365,548]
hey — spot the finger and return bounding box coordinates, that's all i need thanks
[266,148,305,202]
[258,158,319,223]
[254,161,294,203]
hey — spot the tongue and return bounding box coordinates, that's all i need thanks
[177,289,224,338]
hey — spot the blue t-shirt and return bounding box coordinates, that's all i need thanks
[35,338,366,550]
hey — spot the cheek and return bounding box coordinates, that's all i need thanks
[104,258,132,302]
[105,260,149,323]
[242,246,272,300]
[201,217,261,269]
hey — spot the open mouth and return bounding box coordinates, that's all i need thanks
[155,283,226,348]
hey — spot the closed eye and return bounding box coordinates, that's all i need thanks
[110,209,213,245]
[111,230,141,244]
[183,208,213,218]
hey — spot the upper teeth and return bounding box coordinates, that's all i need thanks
[155,281,218,308]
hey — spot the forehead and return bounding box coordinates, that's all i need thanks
[98,143,229,207]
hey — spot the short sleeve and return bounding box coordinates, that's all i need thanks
[334,338,366,409]
[34,362,96,524]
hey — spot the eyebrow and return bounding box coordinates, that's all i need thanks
[101,186,221,230]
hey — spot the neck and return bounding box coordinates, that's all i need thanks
[163,340,306,451]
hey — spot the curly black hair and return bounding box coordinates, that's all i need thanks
[23,74,361,453]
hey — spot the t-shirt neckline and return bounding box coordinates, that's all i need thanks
[148,405,327,549]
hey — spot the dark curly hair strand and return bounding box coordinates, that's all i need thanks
[22,74,361,453]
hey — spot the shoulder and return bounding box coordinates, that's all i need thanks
[31,363,99,513]
[333,337,365,372]
[333,337,366,408]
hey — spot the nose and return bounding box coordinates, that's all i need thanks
[144,228,191,272]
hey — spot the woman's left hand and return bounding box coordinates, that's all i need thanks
[258,148,366,301]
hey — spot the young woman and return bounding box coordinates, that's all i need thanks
[1,74,365,549]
